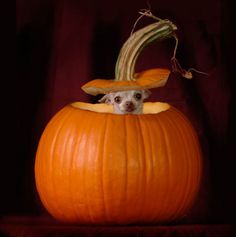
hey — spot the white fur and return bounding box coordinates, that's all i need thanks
[99,90,151,114]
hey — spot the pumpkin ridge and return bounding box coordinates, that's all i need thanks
[60,113,76,219]
[161,110,189,220]
[170,107,202,172]
[167,109,202,219]
[71,109,94,222]
[36,110,59,217]
[45,110,68,218]
[137,116,149,219]
[68,128,76,220]
[49,108,74,220]
[82,112,96,223]
[83,112,99,223]
[147,117,162,220]
[143,116,156,221]
[58,108,82,221]
[169,109,202,217]
[158,115,173,219]
[35,137,50,216]
[123,116,128,220]
[101,114,112,222]
[175,113,194,218]
[69,119,82,221]
[69,110,87,221]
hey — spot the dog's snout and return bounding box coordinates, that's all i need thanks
[124,101,135,112]
[125,101,133,107]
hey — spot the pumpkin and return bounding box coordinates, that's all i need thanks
[35,15,202,224]
[35,102,202,224]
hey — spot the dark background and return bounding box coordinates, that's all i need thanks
[5,0,236,225]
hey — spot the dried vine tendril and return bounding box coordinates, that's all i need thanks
[132,9,209,79]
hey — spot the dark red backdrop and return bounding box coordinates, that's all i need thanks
[7,0,236,229]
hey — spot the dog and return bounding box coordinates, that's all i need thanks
[99,90,151,114]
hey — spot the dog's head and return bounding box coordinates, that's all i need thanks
[99,90,151,114]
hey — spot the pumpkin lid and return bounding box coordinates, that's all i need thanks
[81,68,170,96]
[81,18,177,96]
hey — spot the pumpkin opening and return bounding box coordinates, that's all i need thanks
[71,102,170,114]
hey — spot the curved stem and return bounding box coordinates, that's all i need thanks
[115,20,177,81]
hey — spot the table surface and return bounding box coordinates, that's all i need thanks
[0,216,235,237]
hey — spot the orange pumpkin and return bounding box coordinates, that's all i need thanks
[35,17,202,224]
[35,102,202,224]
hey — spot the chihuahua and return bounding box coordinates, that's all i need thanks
[99,90,151,114]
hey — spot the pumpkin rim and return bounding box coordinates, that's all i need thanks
[70,101,170,114]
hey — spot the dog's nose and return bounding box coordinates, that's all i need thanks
[125,101,135,112]
[125,101,134,107]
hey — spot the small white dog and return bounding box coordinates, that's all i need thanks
[99,90,151,114]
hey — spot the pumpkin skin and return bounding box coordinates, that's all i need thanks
[35,102,202,224]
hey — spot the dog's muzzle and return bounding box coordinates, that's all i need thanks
[125,101,135,112]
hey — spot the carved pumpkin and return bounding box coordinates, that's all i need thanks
[35,17,202,224]
[35,102,202,224]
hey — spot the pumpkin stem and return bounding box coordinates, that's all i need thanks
[115,12,177,81]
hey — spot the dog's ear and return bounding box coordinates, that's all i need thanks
[99,94,112,104]
[143,90,151,99]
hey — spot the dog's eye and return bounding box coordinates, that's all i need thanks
[114,96,122,104]
[134,93,142,100]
